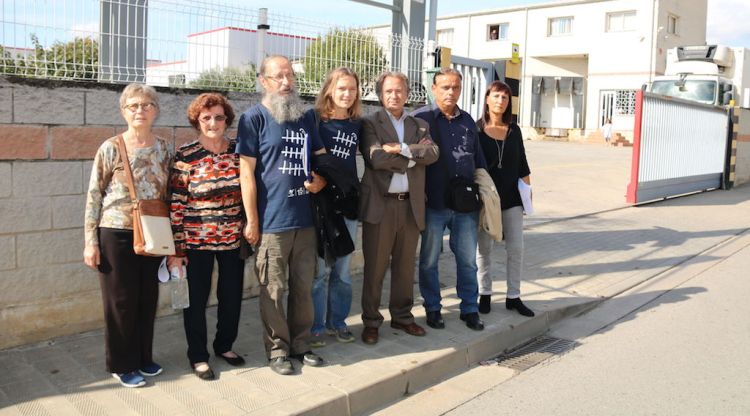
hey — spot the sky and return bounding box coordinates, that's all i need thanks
[250,0,750,48]
[3,0,748,62]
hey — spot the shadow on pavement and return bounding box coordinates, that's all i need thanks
[544,286,708,341]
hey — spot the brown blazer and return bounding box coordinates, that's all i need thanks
[359,108,439,230]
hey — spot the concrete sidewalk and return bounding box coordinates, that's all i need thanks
[2,183,749,416]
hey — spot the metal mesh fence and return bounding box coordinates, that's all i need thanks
[0,0,427,102]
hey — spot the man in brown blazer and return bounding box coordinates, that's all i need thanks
[359,72,439,344]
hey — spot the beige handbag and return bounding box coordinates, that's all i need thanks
[116,136,176,256]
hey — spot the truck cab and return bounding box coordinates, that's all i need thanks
[650,45,748,108]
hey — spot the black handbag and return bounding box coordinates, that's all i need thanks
[428,114,482,213]
[446,176,482,213]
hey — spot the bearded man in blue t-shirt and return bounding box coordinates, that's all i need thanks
[236,55,327,375]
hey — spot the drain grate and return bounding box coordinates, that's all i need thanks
[483,336,579,372]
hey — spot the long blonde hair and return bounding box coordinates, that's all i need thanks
[314,67,362,121]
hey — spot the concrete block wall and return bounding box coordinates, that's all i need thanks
[0,77,259,348]
[0,76,367,349]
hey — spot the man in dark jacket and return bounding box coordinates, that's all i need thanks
[412,68,488,331]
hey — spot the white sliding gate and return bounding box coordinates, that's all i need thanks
[626,90,731,204]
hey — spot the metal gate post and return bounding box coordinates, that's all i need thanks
[256,8,269,92]
[625,89,644,204]
[723,107,737,190]
[99,0,147,83]
[493,60,505,83]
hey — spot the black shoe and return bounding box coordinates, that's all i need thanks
[479,295,491,314]
[192,363,215,381]
[459,313,485,331]
[506,298,535,317]
[219,352,246,367]
[425,310,445,329]
[291,351,324,367]
[269,357,294,375]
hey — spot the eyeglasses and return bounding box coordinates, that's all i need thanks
[199,115,228,123]
[123,102,157,112]
[264,72,295,83]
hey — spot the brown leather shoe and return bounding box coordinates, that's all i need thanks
[390,321,426,336]
[361,327,379,344]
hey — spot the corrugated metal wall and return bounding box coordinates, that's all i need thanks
[628,92,730,203]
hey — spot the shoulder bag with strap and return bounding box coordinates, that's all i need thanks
[430,112,482,213]
[116,135,176,256]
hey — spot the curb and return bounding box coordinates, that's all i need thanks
[267,298,602,416]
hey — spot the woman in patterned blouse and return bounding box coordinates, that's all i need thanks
[167,93,245,380]
[83,84,174,388]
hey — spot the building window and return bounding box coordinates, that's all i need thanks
[437,28,454,47]
[667,14,678,35]
[488,23,509,41]
[548,16,573,36]
[616,90,636,115]
[606,10,636,32]
[600,89,637,126]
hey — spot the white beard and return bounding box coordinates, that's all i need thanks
[266,90,305,124]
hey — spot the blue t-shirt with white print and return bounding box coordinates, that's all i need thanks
[235,104,324,233]
[306,109,361,175]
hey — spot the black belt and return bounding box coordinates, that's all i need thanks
[385,192,409,201]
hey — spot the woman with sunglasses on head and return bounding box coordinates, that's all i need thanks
[168,93,245,380]
[84,83,174,388]
[307,67,363,347]
[475,81,534,318]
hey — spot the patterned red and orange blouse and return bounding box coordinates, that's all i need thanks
[169,138,243,257]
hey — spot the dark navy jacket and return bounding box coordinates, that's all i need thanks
[412,104,487,210]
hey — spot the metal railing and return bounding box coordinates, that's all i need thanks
[449,55,495,121]
[0,0,428,102]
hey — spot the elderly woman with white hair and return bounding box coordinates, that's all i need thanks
[83,83,174,388]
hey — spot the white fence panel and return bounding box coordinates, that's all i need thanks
[0,0,427,101]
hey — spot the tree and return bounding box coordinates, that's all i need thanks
[46,36,99,79]
[4,34,99,79]
[189,66,256,92]
[0,46,20,75]
[302,28,388,95]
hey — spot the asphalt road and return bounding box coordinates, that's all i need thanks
[523,140,632,225]
[444,233,750,416]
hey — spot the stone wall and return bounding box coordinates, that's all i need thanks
[0,76,366,350]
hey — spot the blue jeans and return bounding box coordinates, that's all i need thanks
[312,218,358,334]
[418,208,480,315]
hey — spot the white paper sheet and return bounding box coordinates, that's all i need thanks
[518,179,534,215]
[303,131,311,181]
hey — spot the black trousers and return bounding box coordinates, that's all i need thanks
[98,228,162,374]
[183,248,245,364]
